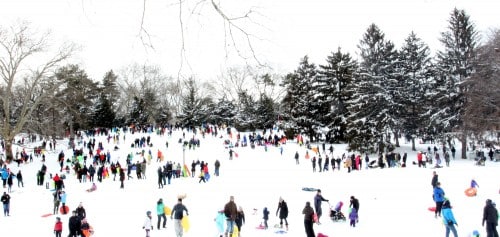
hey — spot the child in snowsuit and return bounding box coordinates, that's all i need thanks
[143,211,153,237]
[263,207,270,229]
[54,217,62,237]
[349,208,358,227]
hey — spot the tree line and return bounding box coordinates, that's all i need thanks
[0,8,498,161]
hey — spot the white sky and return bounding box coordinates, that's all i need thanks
[1,128,499,236]
[1,0,499,80]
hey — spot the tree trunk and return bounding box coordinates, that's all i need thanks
[5,138,14,162]
[461,132,467,159]
[393,131,400,147]
[411,137,416,151]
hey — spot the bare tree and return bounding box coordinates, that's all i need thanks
[0,21,76,161]
[136,0,266,77]
[463,28,500,143]
[116,63,177,122]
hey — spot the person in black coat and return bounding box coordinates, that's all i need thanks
[276,197,289,230]
[350,196,360,221]
[235,206,245,235]
[302,201,315,237]
[431,171,439,189]
[68,211,81,237]
[482,199,499,237]
[75,202,86,220]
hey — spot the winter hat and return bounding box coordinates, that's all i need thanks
[146,211,151,215]
[442,200,451,208]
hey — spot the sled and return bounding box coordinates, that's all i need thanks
[428,206,436,212]
[274,230,287,234]
[41,213,53,217]
[181,216,190,232]
[82,226,94,237]
[313,213,318,223]
[183,164,191,177]
[60,206,70,215]
[302,187,318,192]
[312,147,319,154]
[164,206,172,215]
[317,233,329,237]
[465,187,477,197]
[232,226,239,237]
[255,224,266,229]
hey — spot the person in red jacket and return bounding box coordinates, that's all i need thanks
[54,217,62,237]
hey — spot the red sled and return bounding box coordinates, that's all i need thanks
[41,213,53,218]
[318,233,329,237]
[60,206,70,215]
[428,206,436,212]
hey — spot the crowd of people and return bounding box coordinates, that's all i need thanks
[0,124,498,237]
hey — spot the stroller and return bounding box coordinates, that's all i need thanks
[329,201,346,222]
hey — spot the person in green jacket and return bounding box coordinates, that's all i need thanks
[156,198,166,229]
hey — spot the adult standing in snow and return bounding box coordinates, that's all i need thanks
[302,201,315,237]
[143,211,153,237]
[349,196,360,216]
[431,171,439,189]
[119,167,125,189]
[16,170,23,188]
[1,191,11,216]
[75,202,86,220]
[53,190,61,215]
[313,189,329,224]
[214,159,221,176]
[223,195,238,237]
[433,182,445,218]
[68,211,81,237]
[171,198,189,237]
[276,197,289,230]
[482,199,499,237]
[156,198,167,229]
[441,200,458,237]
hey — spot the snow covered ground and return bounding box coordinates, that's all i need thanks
[1,128,498,237]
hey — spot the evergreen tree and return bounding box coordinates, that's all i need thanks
[317,48,357,142]
[129,96,147,124]
[177,77,210,127]
[345,24,398,153]
[431,8,479,158]
[234,90,257,131]
[255,93,276,129]
[55,64,98,135]
[398,32,434,151]
[92,95,116,128]
[280,73,300,136]
[209,97,237,126]
[288,56,320,141]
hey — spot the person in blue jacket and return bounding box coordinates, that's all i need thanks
[433,182,445,218]
[441,199,458,237]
